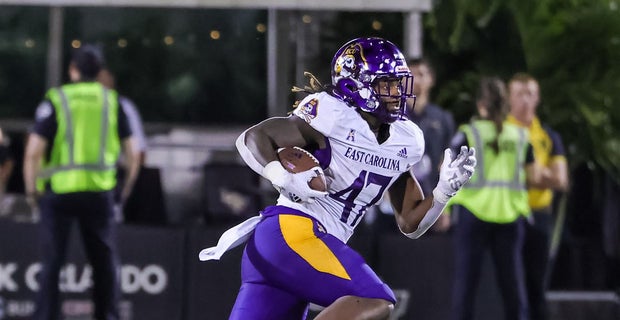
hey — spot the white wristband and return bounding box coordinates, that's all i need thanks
[432,187,453,205]
[262,161,290,190]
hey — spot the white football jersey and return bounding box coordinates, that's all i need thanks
[277,92,425,242]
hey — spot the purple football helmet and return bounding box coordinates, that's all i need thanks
[331,37,415,123]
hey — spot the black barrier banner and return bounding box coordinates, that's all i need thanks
[185,225,244,320]
[0,220,185,320]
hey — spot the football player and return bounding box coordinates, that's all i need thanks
[201,37,476,320]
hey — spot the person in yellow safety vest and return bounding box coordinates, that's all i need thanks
[508,73,569,320]
[23,44,140,320]
[449,77,541,320]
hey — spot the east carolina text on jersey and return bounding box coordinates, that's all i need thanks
[344,147,401,171]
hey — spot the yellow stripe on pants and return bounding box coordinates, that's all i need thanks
[279,214,351,280]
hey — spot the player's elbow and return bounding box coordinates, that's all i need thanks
[398,221,424,239]
[402,227,425,239]
[399,223,418,235]
[235,130,247,153]
[239,126,270,151]
[395,215,418,234]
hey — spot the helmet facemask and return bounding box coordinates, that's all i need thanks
[371,75,415,122]
[331,37,416,123]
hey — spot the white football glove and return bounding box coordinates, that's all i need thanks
[432,146,477,204]
[262,161,328,203]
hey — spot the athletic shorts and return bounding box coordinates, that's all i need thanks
[229,205,395,319]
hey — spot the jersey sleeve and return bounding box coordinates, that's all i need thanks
[120,96,147,150]
[117,98,133,140]
[548,129,566,157]
[32,100,57,141]
[291,93,339,137]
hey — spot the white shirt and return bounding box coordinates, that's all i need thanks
[119,96,147,152]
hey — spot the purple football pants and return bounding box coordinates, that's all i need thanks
[229,205,395,320]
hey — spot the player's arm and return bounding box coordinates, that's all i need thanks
[23,133,47,199]
[236,116,327,202]
[541,158,569,192]
[526,131,569,191]
[119,136,140,203]
[388,173,434,235]
[527,157,568,191]
[117,98,141,204]
[0,135,14,189]
[389,147,476,239]
[24,100,55,207]
[237,116,325,171]
[523,143,543,188]
[538,131,569,191]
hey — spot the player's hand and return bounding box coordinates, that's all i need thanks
[280,167,329,203]
[433,146,476,204]
[263,162,328,203]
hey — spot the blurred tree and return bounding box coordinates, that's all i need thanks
[424,0,620,183]
[310,12,402,76]
[421,0,620,290]
[0,7,48,118]
[63,7,267,125]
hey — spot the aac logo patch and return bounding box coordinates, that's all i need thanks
[299,98,319,123]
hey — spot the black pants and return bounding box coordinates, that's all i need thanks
[523,211,552,320]
[451,207,529,320]
[34,191,120,320]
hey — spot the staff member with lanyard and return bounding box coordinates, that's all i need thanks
[449,77,540,320]
[24,44,140,320]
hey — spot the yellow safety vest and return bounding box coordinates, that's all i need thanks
[37,82,121,193]
[449,120,530,223]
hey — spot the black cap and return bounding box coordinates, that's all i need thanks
[71,44,105,79]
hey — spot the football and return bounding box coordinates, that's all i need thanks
[277,147,327,192]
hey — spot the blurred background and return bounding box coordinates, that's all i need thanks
[0,0,618,319]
